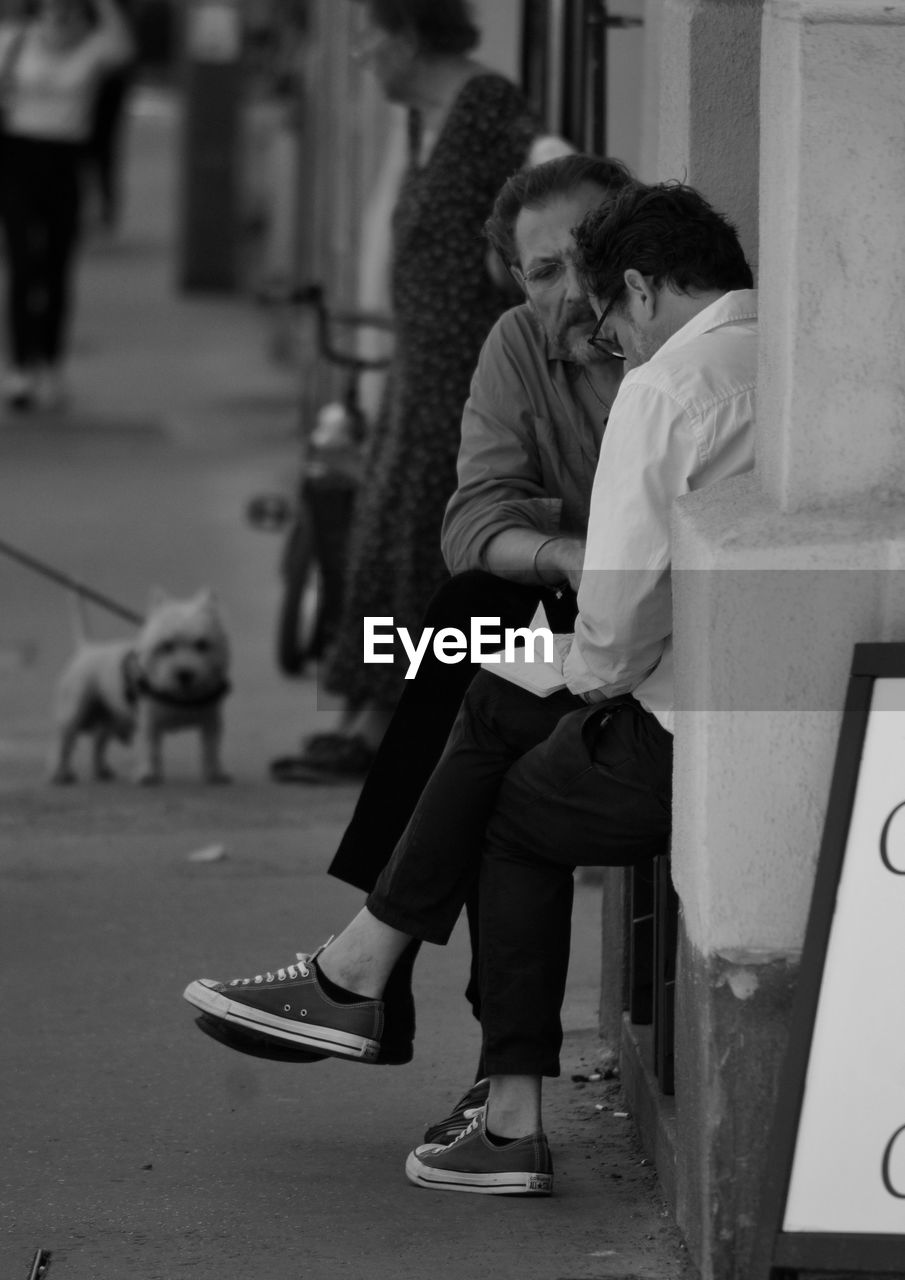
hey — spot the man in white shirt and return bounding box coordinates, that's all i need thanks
[562,184,757,731]
[183,182,757,1198]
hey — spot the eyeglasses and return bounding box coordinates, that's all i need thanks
[588,294,626,360]
[510,260,567,295]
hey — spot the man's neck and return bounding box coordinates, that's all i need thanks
[654,288,727,349]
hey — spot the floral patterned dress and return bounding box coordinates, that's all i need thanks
[324,73,537,708]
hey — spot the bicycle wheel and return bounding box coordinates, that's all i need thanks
[276,506,321,676]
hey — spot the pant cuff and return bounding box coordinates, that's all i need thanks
[482,1054,562,1079]
[365,891,453,947]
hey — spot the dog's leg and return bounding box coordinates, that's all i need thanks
[133,703,164,785]
[49,724,80,785]
[200,708,231,784]
[92,729,118,782]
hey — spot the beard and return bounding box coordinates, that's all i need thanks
[527,298,598,364]
[554,299,598,363]
[620,315,661,367]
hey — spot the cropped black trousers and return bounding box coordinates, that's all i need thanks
[365,671,673,1076]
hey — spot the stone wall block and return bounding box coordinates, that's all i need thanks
[672,475,905,956]
[658,0,763,267]
[759,0,905,510]
[674,928,798,1280]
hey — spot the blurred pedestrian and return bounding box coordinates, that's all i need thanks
[286,0,540,781]
[0,0,133,411]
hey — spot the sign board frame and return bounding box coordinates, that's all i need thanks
[753,643,905,1279]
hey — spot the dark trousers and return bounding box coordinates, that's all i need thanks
[327,570,578,1045]
[0,135,83,368]
[367,672,673,1076]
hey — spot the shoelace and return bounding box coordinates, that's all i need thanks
[439,1105,485,1138]
[443,1114,481,1149]
[227,938,333,988]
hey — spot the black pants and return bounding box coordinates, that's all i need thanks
[327,570,578,1040]
[0,135,84,368]
[367,672,673,1076]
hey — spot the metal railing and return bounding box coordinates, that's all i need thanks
[626,858,678,1095]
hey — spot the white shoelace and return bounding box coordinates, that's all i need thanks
[444,1114,481,1149]
[227,938,333,988]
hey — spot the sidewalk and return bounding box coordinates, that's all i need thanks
[0,87,694,1280]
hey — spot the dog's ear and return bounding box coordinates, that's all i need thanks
[146,586,170,613]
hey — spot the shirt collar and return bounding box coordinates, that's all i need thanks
[652,288,758,363]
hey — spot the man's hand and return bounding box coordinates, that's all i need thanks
[535,536,585,591]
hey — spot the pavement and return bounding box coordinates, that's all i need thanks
[0,87,694,1280]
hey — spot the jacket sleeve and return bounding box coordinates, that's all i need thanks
[441,313,561,575]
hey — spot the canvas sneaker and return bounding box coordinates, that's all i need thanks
[422,1077,489,1144]
[405,1111,553,1196]
[183,945,382,1062]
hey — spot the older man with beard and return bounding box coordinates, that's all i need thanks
[192,153,633,1132]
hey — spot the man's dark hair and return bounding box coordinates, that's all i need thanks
[363,0,480,56]
[573,181,753,301]
[484,153,635,268]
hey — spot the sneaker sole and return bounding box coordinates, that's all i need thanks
[194,1015,328,1062]
[183,980,380,1062]
[193,1013,412,1066]
[404,1150,553,1196]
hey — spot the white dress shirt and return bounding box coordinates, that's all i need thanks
[562,289,758,731]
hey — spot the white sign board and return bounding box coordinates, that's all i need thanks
[754,649,905,1279]
[783,677,905,1233]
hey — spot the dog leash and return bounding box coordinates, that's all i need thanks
[0,536,143,626]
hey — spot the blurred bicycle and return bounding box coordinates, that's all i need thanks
[247,283,392,676]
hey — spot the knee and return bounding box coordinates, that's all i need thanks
[458,668,508,731]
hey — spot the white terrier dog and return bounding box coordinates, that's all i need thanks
[50,588,232,785]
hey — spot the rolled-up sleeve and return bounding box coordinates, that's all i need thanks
[441,318,559,574]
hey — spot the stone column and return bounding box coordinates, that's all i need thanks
[657,0,763,269]
[671,3,905,1277]
[629,0,763,1270]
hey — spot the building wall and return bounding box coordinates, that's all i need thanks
[607,0,646,175]
[656,0,761,268]
[662,1,905,1276]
